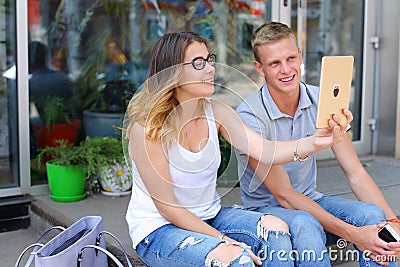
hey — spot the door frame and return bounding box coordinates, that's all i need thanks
[271,0,374,159]
[0,0,30,198]
[17,0,32,195]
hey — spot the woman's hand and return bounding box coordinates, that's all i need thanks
[313,109,353,149]
[222,236,262,265]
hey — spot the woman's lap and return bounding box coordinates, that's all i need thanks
[136,207,293,266]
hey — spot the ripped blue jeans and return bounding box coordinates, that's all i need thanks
[135,207,294,266]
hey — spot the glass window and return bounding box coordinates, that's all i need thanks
[27,1,272,183]
[291,0,364,140]
[0,0,19,189]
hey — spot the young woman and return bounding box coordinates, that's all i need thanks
[125,32,351,267]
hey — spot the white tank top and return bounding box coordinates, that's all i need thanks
[126,102,222,248]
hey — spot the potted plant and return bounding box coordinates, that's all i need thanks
[32,96,81,148]
[36,136,130,201]
[36,139,98,202]
[48,1,164,138]
[37,137,132,201]
[60,1,147,138]
[83,136,132,196]
[81,64,138,139]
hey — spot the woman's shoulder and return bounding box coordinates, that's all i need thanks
[209,98,236,127]
[209,97,232,112]
[129,121,164,157]
[130,121,144,133]
[129,121,151,143]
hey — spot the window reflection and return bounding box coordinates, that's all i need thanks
[0,0,19,189]
[27,0,272,183]
[291,0,364,141]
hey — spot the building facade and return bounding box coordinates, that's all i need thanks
[0,0,399,201]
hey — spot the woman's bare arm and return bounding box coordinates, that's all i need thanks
[212,99,350,166]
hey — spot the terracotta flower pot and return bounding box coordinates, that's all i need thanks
[33,119,81,148]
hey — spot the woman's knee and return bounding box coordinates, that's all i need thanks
[206,242,254,266]
[261,214,289,232]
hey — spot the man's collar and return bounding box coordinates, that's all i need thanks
[298,82,313,110]
[260,82,313,120]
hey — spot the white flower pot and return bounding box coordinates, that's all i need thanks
[99,162,132,196]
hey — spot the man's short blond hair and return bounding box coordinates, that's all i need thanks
[251,22,297,62]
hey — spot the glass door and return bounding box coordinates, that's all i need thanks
[274,0,372,157]
[0,0,31,197]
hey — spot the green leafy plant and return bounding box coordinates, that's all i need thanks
[217,135,240,188]
[84,136,125,165]
[36,136,125,194]
[218,135,231,177]
[51,0,143,115]
[42,96,72,126]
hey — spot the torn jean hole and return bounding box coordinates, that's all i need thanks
[205,241,253,267]
[257,214,291,242]
[178,236,204,249]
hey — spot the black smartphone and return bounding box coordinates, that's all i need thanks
[378,223,400,243]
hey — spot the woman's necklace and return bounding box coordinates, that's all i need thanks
[182,119,196,139]
[181,117,199,142]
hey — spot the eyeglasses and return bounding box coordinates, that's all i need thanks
[183,53,216,70]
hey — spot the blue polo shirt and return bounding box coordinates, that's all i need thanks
[235,82,324,210]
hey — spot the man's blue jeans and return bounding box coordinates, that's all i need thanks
[135,207,294,266]
[256,196,398,267]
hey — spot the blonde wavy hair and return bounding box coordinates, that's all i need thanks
[126,32,209,145]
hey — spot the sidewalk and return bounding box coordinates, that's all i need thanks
[3,155,400,266]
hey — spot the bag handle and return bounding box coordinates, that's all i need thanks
[36,226,66,243]
[14,243,44,267]
[77,245,124,267]
[96,231,133,267]
[15,226,65,267]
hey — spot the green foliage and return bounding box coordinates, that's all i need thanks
[218,135,231,177]
[36,137,125,194]
[60,0,140,114]
[84,136,125,164]
[42,96,72,126]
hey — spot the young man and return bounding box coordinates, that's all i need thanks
[235,22,400,266]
